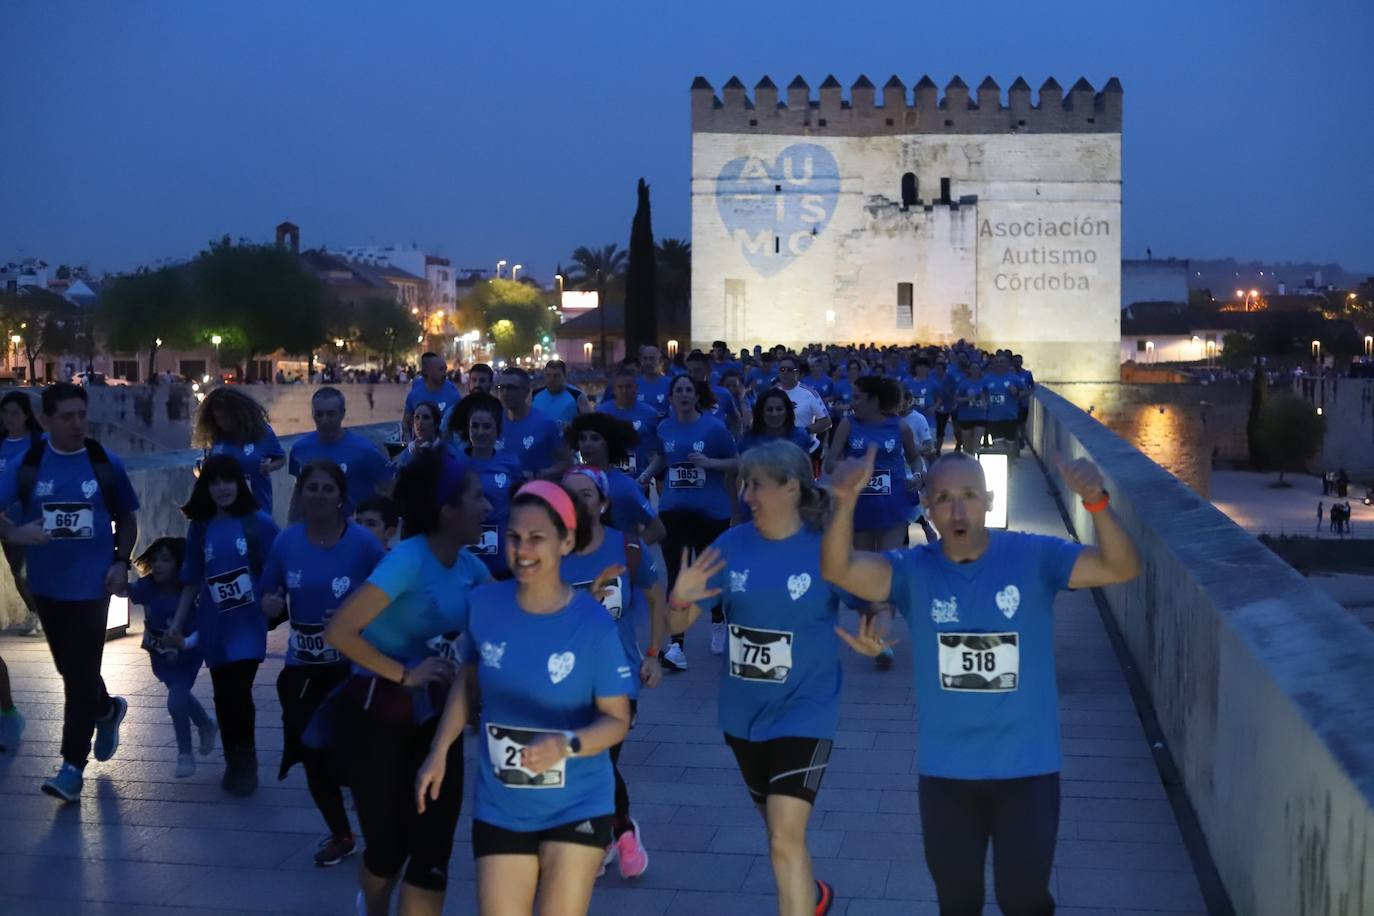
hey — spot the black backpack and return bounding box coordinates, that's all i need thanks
[17,437,125,516]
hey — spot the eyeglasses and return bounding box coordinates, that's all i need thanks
[494,384,526,392]
[778,366,797,373]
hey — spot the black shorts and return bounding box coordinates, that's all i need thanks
[987,420,1019,441]
[472,815,615,857]
[724,734,832,805]
[955,419,985,432]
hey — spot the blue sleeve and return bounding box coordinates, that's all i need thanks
[629,545,656,591]
[287,444,302,478]
[258,512,281,554]
[884,547,913,617]
[260,535,286,595]
[0,461,19,517]
[127,577,151,607]
[593,621,634,698]
[715,424,738,457]
[367,541,422,601]
[181,523,205,585]
[262,428,285,459]
[107,456,140,515]
[1038,535,1084,592]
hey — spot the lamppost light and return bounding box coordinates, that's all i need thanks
[211,334,222,346]
[155,337,163,347]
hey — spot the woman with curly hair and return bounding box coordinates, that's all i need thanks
[194,387,286,515]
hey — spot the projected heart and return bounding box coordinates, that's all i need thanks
[715,143,840,277]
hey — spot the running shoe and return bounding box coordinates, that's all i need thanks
[0,710,24,751]
[596,842,618,878]
[16,612,43,637]
[710,622,726,655]
[661,643,688,671]
[93,696,128,762]
[815,879,834,915]
[41,762,84,803]
[222,747,259,797]
[175,753,196,779]
[198,718,219,757]
[875,646,894,670]
[615,818,649,879]
[314,832,357,867]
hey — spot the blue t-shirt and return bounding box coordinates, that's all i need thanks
[463,448,525,576]
[843,417,912,532]
[905,377,942,421]
[532,386,584,428]
[656,413,738,520]
[604,468,656,536]
[130,575,204,676]
[361,535,491,667]
[496,409,563,476]
[405,379,462,419]
[706,524,847,741]
[596,400,661,477]
[982,374,1024,422]
[562,527,657,697]
[803,374,834,401]
[1017,369,1036,391]
[0,434,38,477]
[209,429,285,515]
[954,378,988,423]
[463,580,632,831]
[260,522,385,667]
[182,511,280,667]
[886,531,1083,779]
[0,444,140,602]
[707,385,739,431]
[288,431,392,512]
[636,374,674,418]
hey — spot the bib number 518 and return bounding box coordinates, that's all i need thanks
[961,650,997,673]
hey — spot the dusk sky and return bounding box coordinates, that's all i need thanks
[4,0,1370,280]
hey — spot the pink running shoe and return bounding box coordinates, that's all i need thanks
[615,818,649,879]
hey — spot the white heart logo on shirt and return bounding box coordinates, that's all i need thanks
[693,440,705,452]
[495,473,507,488]
[996,585,1021,619]
[243,443,255,456]
[884,439,896,451]
[331,576,350,598]
[495,438,505,451]
[522,435,534,449]
[632,420,642,430]
[235,537,248,556]
[340,462,348,473]
[81,479,98,499]
[548,651,576,684]
[787,573,811,601]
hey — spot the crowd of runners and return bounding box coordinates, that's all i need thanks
[0,339,1140,916]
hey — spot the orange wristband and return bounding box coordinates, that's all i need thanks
[646,646,660,658]
[1083,492,1110,513]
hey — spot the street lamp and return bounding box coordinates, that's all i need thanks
[583,341,594,365]
[496,259,507,278]
[666,339,679,358]
[1145,340,1155,363]
[512,264,522,281]
[555,274,564,294]
[1365,335,1372,358]
[1312,340,1322,362]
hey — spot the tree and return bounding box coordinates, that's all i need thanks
[1252,394,1324,486]
[1219,332,1256,371]
[469,279,552,360]
[0,287,78,383]
[99,266,200,381]
[569,244,627,367]
[351,296,421,367]
[624,179,658,356]
[193,237,328,379]
[655,238,691,344]
[1246,356,1268,469]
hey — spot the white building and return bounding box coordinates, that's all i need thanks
[339,244,456,309]
[690,74,1123,382]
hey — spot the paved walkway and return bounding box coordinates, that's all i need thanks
[0,458,1211,915]
[1211,469,1373,539]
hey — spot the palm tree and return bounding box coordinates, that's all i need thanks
[568,245,627,366]
[656,238,691,344]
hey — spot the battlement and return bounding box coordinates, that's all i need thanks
[691,74,1122,136]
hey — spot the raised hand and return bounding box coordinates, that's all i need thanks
[670,546,725,607]
[829,443,878,502]
[1055,454,1106,503]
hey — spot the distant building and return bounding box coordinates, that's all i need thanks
[554,304,627,367]
[0,258,50,293]
[1121,257,1189,308]
[338,244,455,310]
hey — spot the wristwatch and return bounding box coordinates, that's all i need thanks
[561,730,582,756]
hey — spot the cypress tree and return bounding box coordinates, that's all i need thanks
[624,178,658,356]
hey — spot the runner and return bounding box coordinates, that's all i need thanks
[740,389,815,456]
[823,376,923,670]
[931,359,955,455]
[0,382,140,802]
[260,460,385,867]
[129,537,217,778]
[454,391,525,577]
[324,449,491,916]
[821,448,1142,916]
[195,387,286,515]
[391,401,449,472]
[354,495,398,548]
[1012,354,1035,447]
[595,364,662,480]
[775,355,830,461]
[415,480,633,916]
[952,360,988,455]
[905,358,942,433]
[636,344,674,418]
[657,375,738,667]
[720,368,754,424]
[288,387,392,513]
[982,354,1026,457]
[496,366,569,478]
[686,350,741,439]
[468,362,496,396]
[666,440,844,916]
[0,390,44,637]
[560,466,660,880]
[166,453,279,797]
[533,359,592,428]
[403,352,461,442]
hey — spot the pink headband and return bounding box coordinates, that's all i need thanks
[515,480,578,534]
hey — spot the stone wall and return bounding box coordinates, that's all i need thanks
[1032,387,1374,916]
[0,422,394,629]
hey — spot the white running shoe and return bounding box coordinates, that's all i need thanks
[661,643,688,671]
[175,753,196,779]
[710,622,726,655]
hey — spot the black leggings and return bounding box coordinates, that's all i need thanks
[660,509,730,642]
[209,659,260,752]
[35,598,116,767]
[918,772,1060,916]
[276,664,350,836]
[607,699,639,836]
[346,710,465,892]
[4,543,37,617]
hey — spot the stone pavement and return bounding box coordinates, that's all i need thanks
[0,457,1211,915]
[1211,468,1373,539]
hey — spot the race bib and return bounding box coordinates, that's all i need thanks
[937,632,1019,692]
[289,622,340,665]
[485,724,566,788]
[668,463,704,489]
[863,470,892,496]
[574,577,624,621]
[427,631,461,663]
[206,566,254,612]
[988,393,1007,406]
[474,524,500,556]
[728,624,794,682]
[42,502,94,539]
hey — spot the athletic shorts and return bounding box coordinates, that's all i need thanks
[724,734,833,805]
[472,815,615,857]
[987,420,1019,442]
[956,419,985,432]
